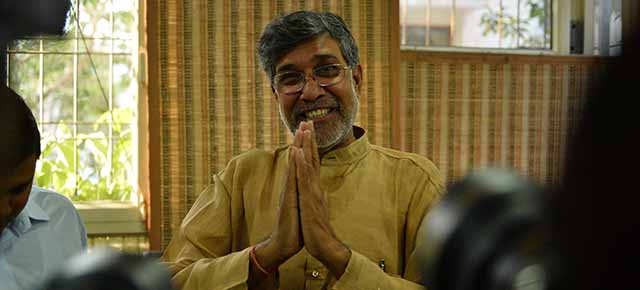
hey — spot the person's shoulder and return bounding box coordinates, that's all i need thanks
[369,144,441,176]
[29,186,78,215]
[368,145,445,193]
[227,145,289,168]
[28,186,86,250]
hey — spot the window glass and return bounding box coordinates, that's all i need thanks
[6,0,139,202]
[400,0,552,49]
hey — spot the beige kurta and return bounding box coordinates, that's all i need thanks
[161,127,444,290]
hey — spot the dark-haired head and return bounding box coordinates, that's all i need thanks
[0,85,40,234]
[0,85,41,177]
[257,11,359,82]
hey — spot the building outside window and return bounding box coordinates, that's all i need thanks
[400,0,552,50]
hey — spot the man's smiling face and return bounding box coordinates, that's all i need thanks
[273,33,362,151]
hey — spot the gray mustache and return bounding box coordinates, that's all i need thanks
[292,98,340,117]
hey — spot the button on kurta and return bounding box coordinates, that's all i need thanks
[311,270,320,278]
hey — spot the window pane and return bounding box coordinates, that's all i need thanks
[9,0,138,202]
[401,0,428,46]
[8,39,41,52]
[36,138,76,197]
[8,53,40,116]
[454,0,502,47]
[85,37,114,53]
[405,26,427,46]
[41,124,74,139]
[112,134,134,198]
[113,55,136,108]
[114,123,132,139]
[593,0,601,54]
[78,123,109,138]
[45,38,76,53]
[43,55,74,122]
[114,10,136,40]
[77,137,109,200]
[113,39,135,53]
[518,0,551,49]
[401,0,552,49]
[430,0,453,46]
[78,54,110,122]
[79,0,112,39]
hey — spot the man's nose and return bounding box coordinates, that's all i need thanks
[300,76,324,102]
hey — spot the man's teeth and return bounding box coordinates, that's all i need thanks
[305,108,330,119]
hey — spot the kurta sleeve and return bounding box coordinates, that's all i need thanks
[331,250,424,290]
[333,163,444,290]
[161,171,251,290]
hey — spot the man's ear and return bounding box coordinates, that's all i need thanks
[352,64,363,92]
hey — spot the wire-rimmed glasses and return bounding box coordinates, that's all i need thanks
[273,63,351,95]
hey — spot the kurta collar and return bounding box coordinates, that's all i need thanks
[25,193,50,222]
[321,126,370,166]
[9,190,50,237]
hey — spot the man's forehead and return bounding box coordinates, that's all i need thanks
[0,155,36,191]
[275,35,345,71]
[0,172,34,191]
[277,54,341,71]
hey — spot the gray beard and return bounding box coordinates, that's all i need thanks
[279,87,359,150]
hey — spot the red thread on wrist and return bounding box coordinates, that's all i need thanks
[250,246,277,275]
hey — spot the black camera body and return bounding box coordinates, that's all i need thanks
[1,0,71,40]
[36,249,173,290]
[420,169,547,290]
[1,0,71,88]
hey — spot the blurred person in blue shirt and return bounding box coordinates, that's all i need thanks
[0,85,87,290]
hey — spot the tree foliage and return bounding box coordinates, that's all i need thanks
[36,108,135,201]
[479,0,550,49]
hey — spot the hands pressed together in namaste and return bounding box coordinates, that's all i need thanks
[250,120,351,284]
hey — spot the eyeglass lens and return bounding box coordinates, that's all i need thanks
[275,64,347,94]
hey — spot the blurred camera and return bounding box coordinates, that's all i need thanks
[1,0,71,49]
[36,249,173,290]
[419,169,547,290]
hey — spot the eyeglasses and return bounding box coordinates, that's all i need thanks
[273,64,351,95]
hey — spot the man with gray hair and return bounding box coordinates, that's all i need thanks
[162,11,443,290]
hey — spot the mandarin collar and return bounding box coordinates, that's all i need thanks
[24,190,50,222]
[320,126,370,166]
[9,188,50,237]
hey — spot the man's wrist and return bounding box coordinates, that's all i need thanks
[254,238,282,271]
[320,239,351,278]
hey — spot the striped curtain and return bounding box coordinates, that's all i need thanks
[150,0,396,249]
[400,51,603,185]
[150,0,604,249]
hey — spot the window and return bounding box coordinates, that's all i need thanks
[6,0,139,203]
[591,0,623,56]
[400,0,552,50]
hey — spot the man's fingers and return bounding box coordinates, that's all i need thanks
[302,130,313,164]
[287,147,297,187]
[294,147,310,193]
[288,127,301,199]
[281,147,297,210]
[309,121,320,167]
[294,125,303,148]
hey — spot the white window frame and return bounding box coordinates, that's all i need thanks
[4,0,146,243]
[400,0,577,55]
